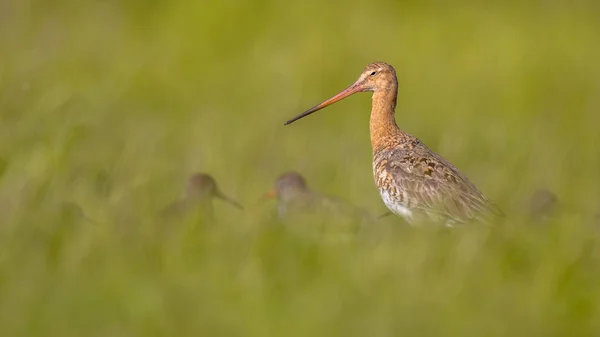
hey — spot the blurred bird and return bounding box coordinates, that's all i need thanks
[527,188,558,222]
[159,173,242,220]
[526,189,600,230]
[284,62,502,226]
[264,171,377,240]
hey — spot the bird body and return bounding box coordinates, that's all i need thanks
[373,134,501,224]
[285,62,502,225]
[159,197,215,221]
[278,189,373,223]
[265,172,376,238]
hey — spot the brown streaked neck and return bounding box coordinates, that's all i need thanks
[369,89,406,153]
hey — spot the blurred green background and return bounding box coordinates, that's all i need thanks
[1,1,600,336]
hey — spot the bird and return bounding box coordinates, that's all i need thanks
[264,171,377,240]
[284,62,502,226]
[265,171,375,220]
[525,189,600,229]
[159,173,242,220]
[527,188,558,222]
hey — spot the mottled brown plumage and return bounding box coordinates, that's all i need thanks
[285,62,502,225]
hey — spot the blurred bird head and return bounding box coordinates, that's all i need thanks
[186,173,242,209]
[528,188,558,221]
[265,171,310,202]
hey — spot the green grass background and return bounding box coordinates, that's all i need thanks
[1,1,600,336]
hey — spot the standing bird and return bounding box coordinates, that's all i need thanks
[265,171,375,221]
[284,62,502,225]
[264,171,378,241]
[159,173,242,220]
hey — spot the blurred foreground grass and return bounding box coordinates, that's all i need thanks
[1,1,600,336]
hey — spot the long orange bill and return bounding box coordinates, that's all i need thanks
[284,80,365,125]
[216,190,243,209]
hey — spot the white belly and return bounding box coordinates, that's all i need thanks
[379,189,413,221]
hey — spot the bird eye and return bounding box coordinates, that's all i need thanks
[370,71,377,76]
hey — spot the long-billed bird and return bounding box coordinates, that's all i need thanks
[284,62,502,226]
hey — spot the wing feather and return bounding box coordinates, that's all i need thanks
[377,139,502,223]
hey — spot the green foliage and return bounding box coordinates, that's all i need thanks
[1,1,600,336]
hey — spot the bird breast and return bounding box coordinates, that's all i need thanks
[379,188,413,220]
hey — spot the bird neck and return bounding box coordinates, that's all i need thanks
[369,89,405,153]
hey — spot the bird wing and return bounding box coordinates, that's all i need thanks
[378,141,502,223]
